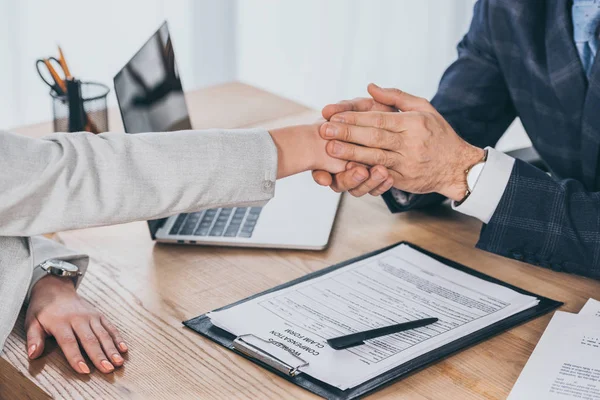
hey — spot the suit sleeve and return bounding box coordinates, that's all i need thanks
[0,128,277,236]
[477,160,600,279]
[382,0,516,213]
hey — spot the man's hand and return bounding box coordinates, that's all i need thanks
[26,275,128,374]
[320,84,484,201]
[312,93,397,196]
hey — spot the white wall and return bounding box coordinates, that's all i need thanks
[0,0,530,150]
[236,0,474,108]
[0,0,236,130]
[234,0,530,151]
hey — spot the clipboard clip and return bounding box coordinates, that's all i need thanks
[232,334,309,377]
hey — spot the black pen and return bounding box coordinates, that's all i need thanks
[327,318,439,350]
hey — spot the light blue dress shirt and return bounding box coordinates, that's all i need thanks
[573,0,600,77]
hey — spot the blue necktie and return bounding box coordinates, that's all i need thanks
[573,0,600,77]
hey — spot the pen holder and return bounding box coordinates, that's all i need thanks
[51,82,110,134]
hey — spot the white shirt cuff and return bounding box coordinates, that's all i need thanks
[452,147,515,224]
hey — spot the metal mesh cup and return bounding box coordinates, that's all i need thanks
[51,82,110,134]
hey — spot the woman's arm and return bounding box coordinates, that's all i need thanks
[270,124,346,179]
[0,124,344,237]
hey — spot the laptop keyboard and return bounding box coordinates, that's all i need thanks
[168,207,262,238]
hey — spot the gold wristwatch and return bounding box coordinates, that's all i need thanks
[456,149,488,206]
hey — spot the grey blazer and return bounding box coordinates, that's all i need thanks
[0,128,277,351]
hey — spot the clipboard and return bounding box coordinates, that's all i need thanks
[183,241,563,399]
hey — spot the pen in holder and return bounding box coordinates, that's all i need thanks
[51,80,109,134]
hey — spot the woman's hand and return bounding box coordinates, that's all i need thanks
[269,123,348,179]
[25,275,128,374]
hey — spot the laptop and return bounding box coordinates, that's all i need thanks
[113,22,341,250]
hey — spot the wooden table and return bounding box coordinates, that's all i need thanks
[2,82,599,400]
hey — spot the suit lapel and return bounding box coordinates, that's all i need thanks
[546,0,587,124]
[546,0,600,188]
[582,53,600,188]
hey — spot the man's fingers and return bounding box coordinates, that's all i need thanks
[72,320,115,373]
[369,177,395,196]
[26,318,46,359]
[330,110,418,133]
[91,318,124,367]
[322,98,372,120]
[327,141,397,168]
[51,324,90,374]
[100,315,128,354]
[367,83,434,113]
[330,166,370,192]
[312,170,333,187]
[347,166,390,197]
[320,122,399,150]
[322,97,396,120]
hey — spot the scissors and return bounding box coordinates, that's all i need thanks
[35,46,98,133]
[35,46,72,95]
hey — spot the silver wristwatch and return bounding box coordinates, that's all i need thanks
[39,259,82,279]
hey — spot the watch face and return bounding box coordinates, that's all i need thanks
[43,259,79,274]
[59,261,79,273]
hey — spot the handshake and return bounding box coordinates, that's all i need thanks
[272,83,484,202]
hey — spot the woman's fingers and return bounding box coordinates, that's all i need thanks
[25,318,46,359]
[91,318,124,366]
[51,324,90,374]
[100,315,128,353]
[72,320,114,373]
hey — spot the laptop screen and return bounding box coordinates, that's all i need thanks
[114,22,192,134]
[113,22,193,239]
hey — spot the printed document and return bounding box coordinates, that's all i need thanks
[508,310,600,400]
[580,298,600,318]
[209,244,539,390]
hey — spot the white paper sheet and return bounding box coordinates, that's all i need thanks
[580,298,600,318]
[208,244,539,390]
[508,311,600,400]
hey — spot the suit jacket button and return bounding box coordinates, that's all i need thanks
[512,252,524,261]
[262,180,274,192]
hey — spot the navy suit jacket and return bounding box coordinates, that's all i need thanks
[384,0,600,278]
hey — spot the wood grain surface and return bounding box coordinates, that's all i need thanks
[3,82,599,400]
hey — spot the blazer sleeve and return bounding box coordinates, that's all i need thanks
[477,160,600,279]
[26,236,89,302]
[0,237,32,351]
[0,128,277,236]
[382,0,516,213]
